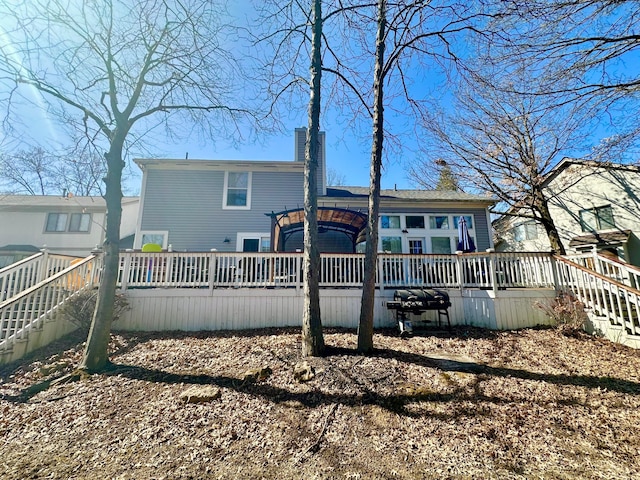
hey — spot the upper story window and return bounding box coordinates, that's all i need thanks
[68,213,91,232]
[580,205,615,232]
[405,215,425,229]
[514,220,538,241]
[381,215,400,229]
[45,213,68,232]
[429,216,449,229]
[45,212,91,233]
[223,171,252,210]
[453,215,473,229]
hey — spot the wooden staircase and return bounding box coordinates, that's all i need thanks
[556,254,640,349]
[0,254,100,365]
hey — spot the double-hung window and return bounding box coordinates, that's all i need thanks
[223,172,252,210]
[514,220,538,241]
[580,205,615,232]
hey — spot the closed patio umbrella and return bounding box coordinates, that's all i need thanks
[457,216,476,253]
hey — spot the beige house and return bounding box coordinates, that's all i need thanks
[494,159,640,266]
[0,194,139,267]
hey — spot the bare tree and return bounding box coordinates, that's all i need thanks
[0,147,54,195]
[493,1,640,154]
[255,1,505,351]
[412,66,603,254]
[301,0,325,357]
[357,0,387,353]
[0,146,108,196]
[347,1,505,351]
[0,0,254,372]
[326,167,346,186]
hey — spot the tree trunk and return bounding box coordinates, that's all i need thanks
[301,0,324,357]
[81,133,125,372]
[358,0,386,353]
[534,192,566,255]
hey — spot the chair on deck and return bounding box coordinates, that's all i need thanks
[142,243,163,282]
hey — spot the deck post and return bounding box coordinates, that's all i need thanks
[38,247,49,283]
[208,250,217,290]
[455,252,464,291]
[551,253,561,295]
[487,249,498,295]
[377,256,384,292]
[90,246,104,287]
[120,250,133,291]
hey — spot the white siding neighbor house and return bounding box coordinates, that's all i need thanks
[134,129,496,254]
[0,194,139,267]
[494,159,640,266]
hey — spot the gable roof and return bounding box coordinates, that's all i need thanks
[541,158,640,187]
[493,158,640,226]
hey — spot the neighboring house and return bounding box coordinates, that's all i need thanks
[494,158,640,266]
[134,128,496,254]
[0,194,139,267]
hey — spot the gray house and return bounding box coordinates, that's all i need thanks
[133,129,495,253]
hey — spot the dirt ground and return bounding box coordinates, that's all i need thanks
[1,325,639,480]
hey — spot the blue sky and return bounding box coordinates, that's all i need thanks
[0,1,430,195]
[3,1,632,197]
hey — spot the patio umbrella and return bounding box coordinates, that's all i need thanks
[457,216,476,253]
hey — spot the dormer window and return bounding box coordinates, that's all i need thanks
[223,171,252,210]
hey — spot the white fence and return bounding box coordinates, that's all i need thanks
[116,250,557,291]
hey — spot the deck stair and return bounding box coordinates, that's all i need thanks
[556,255,640,349]
[0,254,100,364]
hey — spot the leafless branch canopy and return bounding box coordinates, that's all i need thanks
[0,0,257,153]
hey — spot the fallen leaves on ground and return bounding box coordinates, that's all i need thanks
[1,326,639,479]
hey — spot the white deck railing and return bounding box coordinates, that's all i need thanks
[0,254,101,352]
[564,252,640,289]
[555,256,640,336]
[0,250,80,303]
[116,250,557,291]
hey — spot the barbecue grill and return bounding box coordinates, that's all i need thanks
[386,289,451,336]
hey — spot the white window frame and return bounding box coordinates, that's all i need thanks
[408,237,425,254]
[236,232,271,252]
[136,230,169,249]
[514,220,538,242]
[380,215,401,229]
[223,171,252,210]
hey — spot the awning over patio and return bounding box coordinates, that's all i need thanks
[268,207,368,252]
